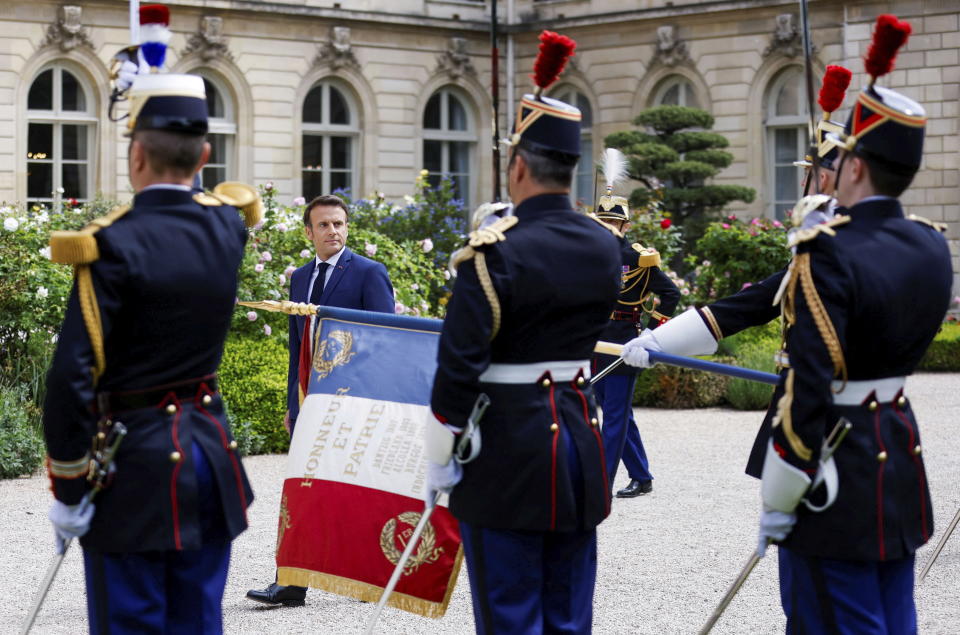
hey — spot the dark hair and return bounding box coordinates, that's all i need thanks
[857,152,916,198]
[134,130,205,178]
[303,194,350,226]
[510,146,575,189]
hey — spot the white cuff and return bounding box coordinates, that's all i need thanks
[760,441,811,513]
[650,308,718,357]
[425,412,456,465]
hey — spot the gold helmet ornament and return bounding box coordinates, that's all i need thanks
[594,147,630,223]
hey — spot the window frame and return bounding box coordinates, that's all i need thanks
[653,76,700,108]
[422,87,477,209]
[301,79,361,199]
[196,72,238,189]
[764,67,808,219]
[25,63,97,205]
[549,85,594,209]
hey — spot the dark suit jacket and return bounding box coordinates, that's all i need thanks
[287,246,395,423]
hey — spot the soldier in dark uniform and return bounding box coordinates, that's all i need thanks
[753,16,953,630]
[425,31,621,634]
[591,191,679,498]
[43,72,259,633]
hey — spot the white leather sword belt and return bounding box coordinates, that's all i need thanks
[831,376,906,406]
[479,360,591,384]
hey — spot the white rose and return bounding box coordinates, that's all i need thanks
[36,286,49,299]
[3,217,19,231]
[39,246,52,259]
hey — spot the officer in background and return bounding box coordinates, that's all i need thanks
[43,72,260,633]
[757,16,952,629]
[425,31,621,633]
[591,187,678,498]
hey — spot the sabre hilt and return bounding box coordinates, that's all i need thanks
[455,393,489,464]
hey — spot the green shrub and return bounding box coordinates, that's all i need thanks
[725,342,778,410]
[633,357,732,409]
[0,383,45,479]
[219,333,289,454]
[917,322,960,372]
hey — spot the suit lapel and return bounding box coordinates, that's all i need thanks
[320,247,352,305]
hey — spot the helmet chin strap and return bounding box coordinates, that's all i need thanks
[832,151,850,203]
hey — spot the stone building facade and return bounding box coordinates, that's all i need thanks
[2,0,957,289]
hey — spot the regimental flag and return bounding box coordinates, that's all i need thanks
[276,306,462,618]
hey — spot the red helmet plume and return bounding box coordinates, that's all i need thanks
[817,65,852,114]
[531,31,576,96]
[864,14,911,82]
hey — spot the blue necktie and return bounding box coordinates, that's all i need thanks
[309,262,329,305]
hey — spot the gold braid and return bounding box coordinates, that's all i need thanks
[473,251,501,340]
[795,252,847,389]
[75,265,106,384]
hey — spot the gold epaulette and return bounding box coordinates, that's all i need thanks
[907,214,947,233]
[49,205,132,265]
[586,213,623,238]
[788,215,851,248]
[194,182,264,228]
[631,243,661,268]
[451,215,519,269]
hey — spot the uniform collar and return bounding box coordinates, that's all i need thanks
[133,186,196,206]
[512,193,574,217]
[845,196,903,222]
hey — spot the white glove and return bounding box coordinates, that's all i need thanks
[756,506,797,557]
[49,499,95,554]
[425,460,463,508]
[621,329,660,368]
[115,60,140,92]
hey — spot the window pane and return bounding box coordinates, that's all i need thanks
[329,86,349,125]
[449,141,470,174]
[775,203,792,220]
[775,166,798,201]
[330,136,351,170]
[27,162,53,199]
[27,123,54,160]
[303,86,324,123]
[450,175,468,203]
[448,94,467,131]
[577,93,592,128]
[683,83,699,109]
[203,79,224,118]
[302,135,323,169]
[662,84,680,106]
[329,171,350,194]
[423,140,443,172]
[61,70,86,112]
[62,124,88,161]
[302,171,324,202]
[424,93,441,129]
[29,69,54,110]
[775,74,800,116]
[577,133,593,205]
[201,166,226,189]
[208,133,227,165]
[774,129,797,163]
[62,163,88,199]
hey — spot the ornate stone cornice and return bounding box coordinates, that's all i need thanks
[763,13,810,58]
[651,25,689,67]
[436,37,476,80]
[313,26,359,71]
[41,5,93,53]
[182,16,233,62]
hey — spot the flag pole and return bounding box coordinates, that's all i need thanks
[490,0,502,202]
[129,0,140,44]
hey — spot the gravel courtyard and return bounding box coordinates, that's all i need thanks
[5,373,959,634]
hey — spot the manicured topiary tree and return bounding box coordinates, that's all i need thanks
[605,105,755,241]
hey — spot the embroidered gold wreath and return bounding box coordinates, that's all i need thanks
[379,511,443,575]
[276,493,292,557]
[313,329,357,379]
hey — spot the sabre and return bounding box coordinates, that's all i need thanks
[364,493,442,635]
[698,418,852,635]
[593,341,781,386]
[21,422,128,635]
[917,505,960,584]
[799,0,821,196]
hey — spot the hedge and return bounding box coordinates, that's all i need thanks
[0,384,45,479]
[917,322,960,372]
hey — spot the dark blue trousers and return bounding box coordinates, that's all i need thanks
[595,373,651,487]
[83,440,232,634]
[459,520,597,635]
[778,548,917,634]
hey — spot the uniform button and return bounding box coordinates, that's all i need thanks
[96,431,106,441]
[897,396,907,408]
[877,451,888,462]
[541,378,552,388]
[165,404,177,415]
[913,445,922,456]
[228,440,238,450]
[576,377,586,387]
[549,423,559,432]
[202,394,213,406]
[169,451,182,463]
[868,401,878,412]
[590,418,599,427]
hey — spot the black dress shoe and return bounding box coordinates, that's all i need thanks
[246,583,307,607]
[616,479,653,498]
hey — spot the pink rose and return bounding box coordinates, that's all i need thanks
[394,301,406,314]
[284,265,296,278]
[300,249,311,259]
[254,263,264,273]
[246,311,258,322]
[261,251,272,262]
[264,324,272,336]
[279,274,286,285]
[365,243,377,257]
[293,196,306,206]
[721,223,730,229]
[773,220,783,228]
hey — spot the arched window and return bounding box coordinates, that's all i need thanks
[422,88,475,207]
[302,80,359,200]
[653,76,700,108]
[765,67,808,219]
[26,64,96,205]
[550,86,593,207]
[198,74,236,188]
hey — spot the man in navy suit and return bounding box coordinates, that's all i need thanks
[247,193,394,607]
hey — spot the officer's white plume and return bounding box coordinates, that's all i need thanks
[601,148,628,193]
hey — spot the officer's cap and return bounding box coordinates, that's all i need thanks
[127,73,208,136]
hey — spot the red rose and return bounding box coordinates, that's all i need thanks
[660,218,672,229]
[68,198,78,207]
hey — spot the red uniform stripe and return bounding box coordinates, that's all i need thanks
[572,378,610,515]
[165,394,184,550]
[873,404,886,560]
[546,376,559,531]
[892,399,929,541]
[195,388,249,520]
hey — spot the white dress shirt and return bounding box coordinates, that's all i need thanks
[307,246,345,302]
